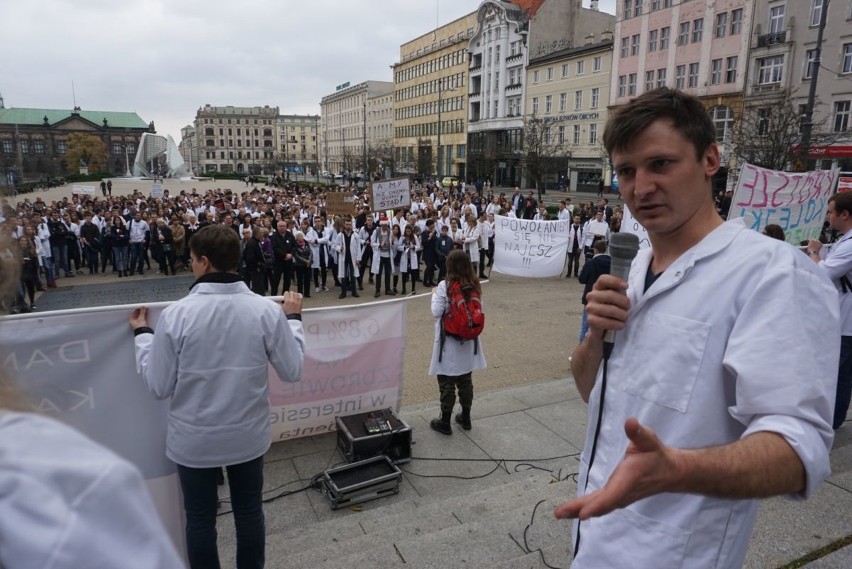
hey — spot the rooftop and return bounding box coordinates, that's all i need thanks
[0,107,148,129]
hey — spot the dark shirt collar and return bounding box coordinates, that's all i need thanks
[190,271,242,290]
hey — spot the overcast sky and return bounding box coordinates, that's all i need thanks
[1,0,615,141]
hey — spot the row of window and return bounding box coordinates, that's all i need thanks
[767,2,828,34]
[205,139,275,148]
[203,127,274,137]
[395,48,467,84]
[200,118,274,126]
[617,56,738,98]
[0,139,82,155]
[538,124,598,146]
[395,74,466,103]
[531,57,603,84]
[394,119,465,139]
[203,151,282,160]
[394,144,466,164]
[530,89,602,115]
[394,96,465,121]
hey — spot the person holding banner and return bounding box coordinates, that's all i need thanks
[555,88,838,568]
[129,224,305,569]
[807,192,852,430]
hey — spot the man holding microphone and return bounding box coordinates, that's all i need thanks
[129,224,305,569]
[555,88,838,568]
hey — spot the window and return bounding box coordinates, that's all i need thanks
[624,0,632,19]
[628,73,637,96]
[646,70,655,92]
[664,0,672,6]
[573,124,581,145]
[648,29,658,52]
[562,63,569,78]
[591,87,600,108]
[757,55,785,84]
[112,142,122,155]
[575,90,583,110]
[19,141,28,154]
[618,75,627,97]
[589,124,598,144]
[835,101,851,132]
[558,125,566,144]
[710,106,734,143]
[651,0,660,10]
[758,108,771,136]
[678,22,690,46]
[533,70,540,84]
[545,95,553,114]
[715,12,727,38]
[632,34,641,56]
[692,18,703,43]
[844,43,852,73]
[56,140,67,155]
[634,0,642,17]
[657,68,667,87]
[577,60,585,75]
[676,65,686,89]
[726,56,738,83]
[688,63,700,88]
[731,8,743,34]
[804,49,817,79]
[543,127,551,145]
[593,56,602,72]
[711,59,723,85]
[660,27,670,49]
[546,67,553,81]
[769,6,785,34]
[811,0,824,26]
[532,97,539,115]
[33,140,44,154]
[1,139,12,154]
[621,37,630,58]
[560,92,567,112]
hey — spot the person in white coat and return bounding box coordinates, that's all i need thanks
[397,224,421,295]
[309,217,331,292]
[129,224,305,569]
[428,249,486,435]
[555,88,837,569]
[461,215,481,274]
[334,217,362,299]
[370,220,396,297]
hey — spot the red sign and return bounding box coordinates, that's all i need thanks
[792,145,852,159]
[839,176,852,193]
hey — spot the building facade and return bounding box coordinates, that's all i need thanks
[392,11,477,179]
[745,0,852,171]
[279,114,321,177]
[611,0,754,184]
[179,124,198,176]
[194,104,279,175]
[525,36,614,192]
[320,81,393,177]
[366,90,394,178]
[0,98,152,183]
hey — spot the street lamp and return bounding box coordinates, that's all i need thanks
[437,78,456,180]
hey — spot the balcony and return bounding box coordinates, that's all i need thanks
[756,31,786,48]
[506,52,524,63]
[469,65,482,75]
[505,83,522,93]
[750,82,783,95]
[469,91,481,100]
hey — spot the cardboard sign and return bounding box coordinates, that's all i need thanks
[71,185,96,196]
[369,178,410,211]
[151,183,164,199]
[325,191,358,217]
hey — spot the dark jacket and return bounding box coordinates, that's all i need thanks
[578,254,611,305]
[421,228,438,263]
[435,234,454,259]
[270,230,296,265]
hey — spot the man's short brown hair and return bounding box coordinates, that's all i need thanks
[189,224,240,272]
[829,192,852,217]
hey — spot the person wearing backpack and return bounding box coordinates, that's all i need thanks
[428,249,486,435]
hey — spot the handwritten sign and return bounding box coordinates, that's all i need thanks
[325,191,358,216]
[620,206,651,250]
[71,185,95,196]
[369,177,410,211]
[150,183,164,199]
[492,215,570,277]
[839,175,852,193]
[729,163,839,245]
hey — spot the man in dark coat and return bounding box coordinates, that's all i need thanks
[577,237,610,343]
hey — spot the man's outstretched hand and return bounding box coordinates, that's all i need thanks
[554,418,682,520]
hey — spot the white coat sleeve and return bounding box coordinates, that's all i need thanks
[265,311,306,384]
[431,280,448,319]
[134,321,180,400]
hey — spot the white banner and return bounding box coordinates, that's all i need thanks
[72,185,96,195]
[151,183,164,199]
[370,177,410,211]
[620,206,651,250]
[729,163,839,245]
[0,300,406,551]
[492,215,570,277]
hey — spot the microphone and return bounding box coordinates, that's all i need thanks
[602,233,640,355]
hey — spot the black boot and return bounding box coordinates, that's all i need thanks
[430,412,452,435]
[455,408,472,431]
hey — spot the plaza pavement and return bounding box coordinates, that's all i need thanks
[14,180,852,566]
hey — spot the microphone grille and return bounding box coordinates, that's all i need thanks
[609,232,640,261]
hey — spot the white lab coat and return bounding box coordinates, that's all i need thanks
[134,280,305,468]
[396,235,421,272]
[334,230,362,280]
[370,227,397,275]
[582,218,610,247]
[816,231,852,335]
[428,280,487,376]
[0,412,185,569]
[572,219,838,569]
[309,226,331,269]
[462,224,481,264]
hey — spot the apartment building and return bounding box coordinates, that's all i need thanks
[392,11,477,179]
[320,81,393,176]
[278,114,320,176]
[194,104,279,175]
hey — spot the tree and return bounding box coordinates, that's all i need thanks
[368,139,394,179]
[416,138,433,179]
[523,115,569,201]
[65,132,108,173]
[734,89,837,172]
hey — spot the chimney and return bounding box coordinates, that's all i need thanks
[601,30,613,42]
[590,0,599,10]
[586,33,595,45]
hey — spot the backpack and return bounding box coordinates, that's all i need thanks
[439,281,485,361]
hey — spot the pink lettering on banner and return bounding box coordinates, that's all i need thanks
[735,164,759,207]
[268,336,404,406]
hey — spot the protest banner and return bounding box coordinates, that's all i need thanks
[620,206,651,250]
[369,177,410,211]
[729,163,839,245]
[325,191,358,216]
[71,185,96,196]
[839,174,852,193]
[492,215,570,277]
[151,183,164,199]
[0,299,406,553]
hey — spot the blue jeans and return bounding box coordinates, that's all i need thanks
[579,307,589,343]
[177,455,265,569]
[835,336,852,429]
[129,242,146,274]
[51,242,68,276]
[40,255,54,283]
[113,246,129,272]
